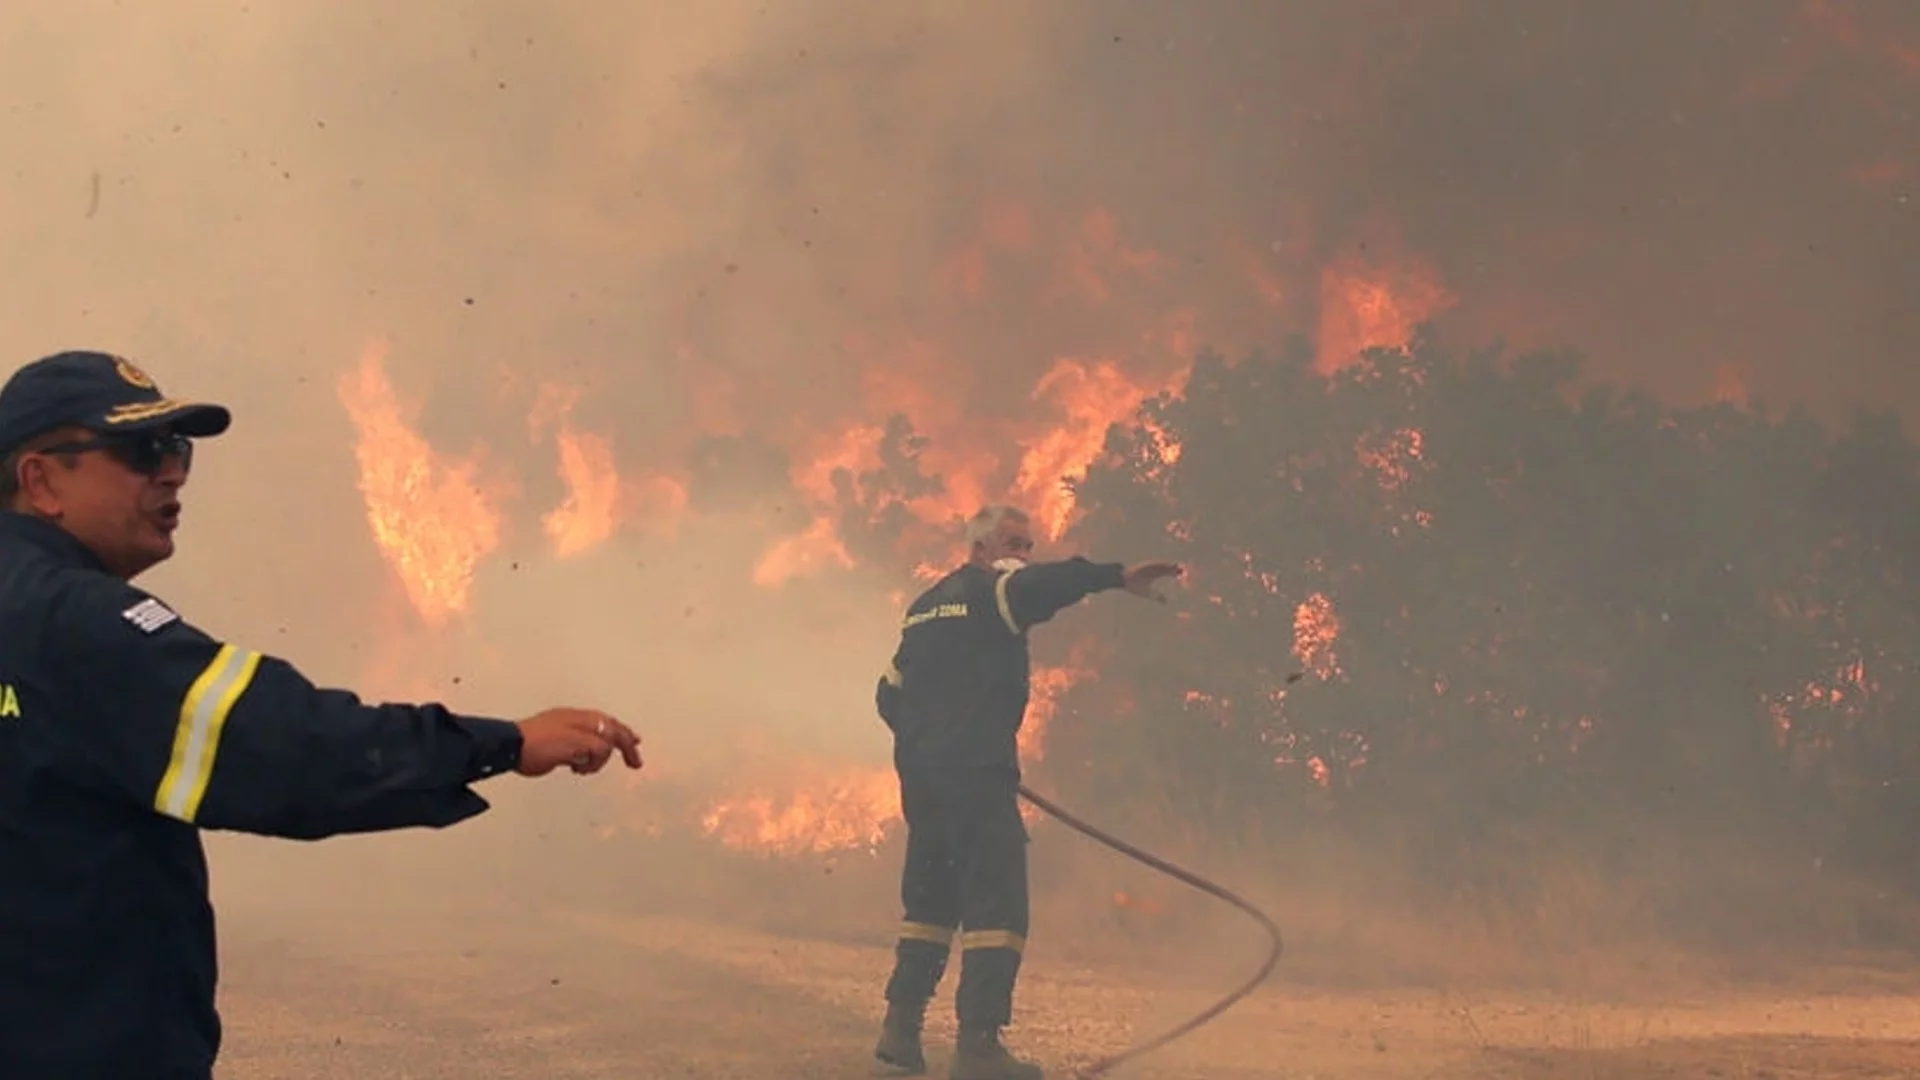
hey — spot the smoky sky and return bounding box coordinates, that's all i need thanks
[0,0,1913,677]
[1065,0,1919,409]
[518,0,1920,484]
[1,0,1916,956]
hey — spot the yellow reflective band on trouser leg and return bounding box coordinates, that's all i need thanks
[898,922,956,948]
[959,929,1026,954]
[153,643,263,823]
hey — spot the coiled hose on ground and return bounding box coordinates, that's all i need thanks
[1016,784,1284,1078]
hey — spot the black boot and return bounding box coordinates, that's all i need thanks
[950,1027,1042,1080]
[874,1002,929,1076]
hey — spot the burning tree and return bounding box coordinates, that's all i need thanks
[1026,334,1920,890]
[338,321,1920,901]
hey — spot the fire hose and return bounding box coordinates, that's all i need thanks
[1016,783,1284,1078]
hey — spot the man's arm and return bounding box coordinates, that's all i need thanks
[43,579,524,840]
[991,557,1128,634]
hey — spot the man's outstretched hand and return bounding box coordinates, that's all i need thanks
[1122,561,1184,603]
[514,708,644,777]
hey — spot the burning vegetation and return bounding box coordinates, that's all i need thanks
[330,191,1462,861]
[336,297,1920,901]
[301,2,1920,912]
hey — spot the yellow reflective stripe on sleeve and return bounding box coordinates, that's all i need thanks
[899,921,956,947]
[153,643,263,823]
[959,929,1026,953]
[993,571,1022,634]
[882,661,904,688]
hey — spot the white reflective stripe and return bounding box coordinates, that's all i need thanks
[960,929,1026,953]
[899,921,956,946]
[153,644,263,823]
[994,570,1022,634]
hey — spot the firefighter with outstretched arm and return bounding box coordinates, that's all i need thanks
[0,350,645,1080]
[871,504,1182,1079]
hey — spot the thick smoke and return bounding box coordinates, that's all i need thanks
[621,0,1920,431]
[3,3,1912,574]
[1,0,1915,948]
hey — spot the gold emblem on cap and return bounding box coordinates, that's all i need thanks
[104,400,196,425]
[113,355,156,390]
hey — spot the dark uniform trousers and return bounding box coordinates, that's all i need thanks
[884,764,1030,1030]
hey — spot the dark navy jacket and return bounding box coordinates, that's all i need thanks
[876,557,1125,774]
[0,512,523,1080]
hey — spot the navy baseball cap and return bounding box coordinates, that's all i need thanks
[0,351,231,455]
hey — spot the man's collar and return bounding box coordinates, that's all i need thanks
[0,510,111,573]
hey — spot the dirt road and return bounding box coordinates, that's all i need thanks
[211,898,1920,1080]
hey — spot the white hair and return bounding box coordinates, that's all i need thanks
[965,504,1029,547]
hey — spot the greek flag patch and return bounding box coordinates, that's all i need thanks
[122,597,179,634]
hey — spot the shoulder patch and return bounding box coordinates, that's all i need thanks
[121,597,179,634]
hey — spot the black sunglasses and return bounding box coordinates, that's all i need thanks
[38,431,194,475]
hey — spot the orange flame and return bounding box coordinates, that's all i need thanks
[333,196,1466,859]
[336,344,503,626]
[1316,254,1457,373]
[749,421,886,589]
[1021,659,1090,761]
[695,657,1092,855]
[1767,657,1874,752]
[752,514,857,588]
[756,350,1182,585]
[529,384,622,557]
[699,764,902,857]
[1357,427,1428,491]
[1014,358,1181,541]
[1293,592,1344,681]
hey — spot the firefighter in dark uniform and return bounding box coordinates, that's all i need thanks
[871,504,1182,1080]
[0,350,646,1080]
